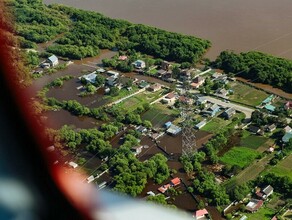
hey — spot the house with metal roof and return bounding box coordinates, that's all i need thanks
[166,124,181,136]
[47,55,59,67]
[195,120,207,130]
[246,199,263,213]
[282,132,292,143]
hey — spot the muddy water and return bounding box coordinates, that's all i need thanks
[44,0,292,60]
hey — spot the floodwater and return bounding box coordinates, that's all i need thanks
[44,0,292,60]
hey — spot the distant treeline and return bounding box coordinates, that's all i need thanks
[214,51,292,92]
[11,0,211,62]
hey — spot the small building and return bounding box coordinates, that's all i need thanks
[138,80,149,89]
[239,215,248,220]
[282,132,292,143]
[211,72,222,79]
[133,60,146,69]
[164,121,172,129]
[196,97,207,105]
[106,76,118,86]
[166,124,182,136]
[68,161,78,169]
[107,70,119,78]
[206,104,220,117]
[180,69,191,81]
[195,120,207,130]
[193,208,209,220]
[148,83,162,92]
[47,55,59,67]
[264,104,276,112]
[118,55,128,61]
[284,101,292,110]
[158,184,171,194]
[156,69,167,78]
[266,124,276,132]
[131,146,143,156]
[79,71,97,84]
[217,88,229,97]
[136,125,147,133]
[162,92,176,105]
[246,199,263,213]
[249,125,260,134]
[161,61,172,70]
[170,177,181,186]
[262,95,274,105]
[178,96,192,105]
[222,108,236,119]
[284,126,292,133]
[191,76,205,88]
[262,185,274,198]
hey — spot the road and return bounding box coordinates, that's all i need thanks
[202,95,254,119]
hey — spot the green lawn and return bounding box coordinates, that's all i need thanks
[263,154,292,180]
[240,135,269,150]
[201,117,230,133]
[245,206,275,220]
[117,89,166,112]
[142,103,179,128]
[229,82,269,107]
[220,147,260,168]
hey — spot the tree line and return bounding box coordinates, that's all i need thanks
[11,0,211,63]
[214,51,292,92]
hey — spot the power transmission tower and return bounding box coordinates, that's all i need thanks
[180,79,197,157]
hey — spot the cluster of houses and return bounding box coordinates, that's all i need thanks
[261,95,276,112]
[245,185,274,213]
[157,177,181,193]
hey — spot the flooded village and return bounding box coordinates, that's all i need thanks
[30,47,292,220]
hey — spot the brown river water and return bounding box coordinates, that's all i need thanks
[44,0,292,60]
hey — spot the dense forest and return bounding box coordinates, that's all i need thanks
[214,51,292,92]
[9,0,211,62]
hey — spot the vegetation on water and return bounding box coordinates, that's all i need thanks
[214,51,292,92]
[10,0,211,62]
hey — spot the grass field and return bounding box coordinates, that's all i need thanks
[245,206,275,220]
[264,154,292,180]
[142,103,179,128]
[229,82,269,106]
[201,117,230,133]
[220,147,260,168]
[240,135,269,150]
[118,89,166,112]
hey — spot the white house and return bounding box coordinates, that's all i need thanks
[47,55,59,67]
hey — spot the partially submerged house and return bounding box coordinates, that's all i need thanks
[47,55,59,67]
[166,124,182,136]
[193,208,210,220]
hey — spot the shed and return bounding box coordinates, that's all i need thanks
[164,121,172,129]
[246,199,263,212]
[166,124,182,136]
[195,120,207,129]
[68,161,78,169]
[47,55,59,67]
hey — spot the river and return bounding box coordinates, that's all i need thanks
[43,0,292,60]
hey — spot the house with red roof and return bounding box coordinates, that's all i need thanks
[170,177,181,186]
[193,208,210,220]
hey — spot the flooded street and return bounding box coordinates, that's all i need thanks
[44,0,292,60]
